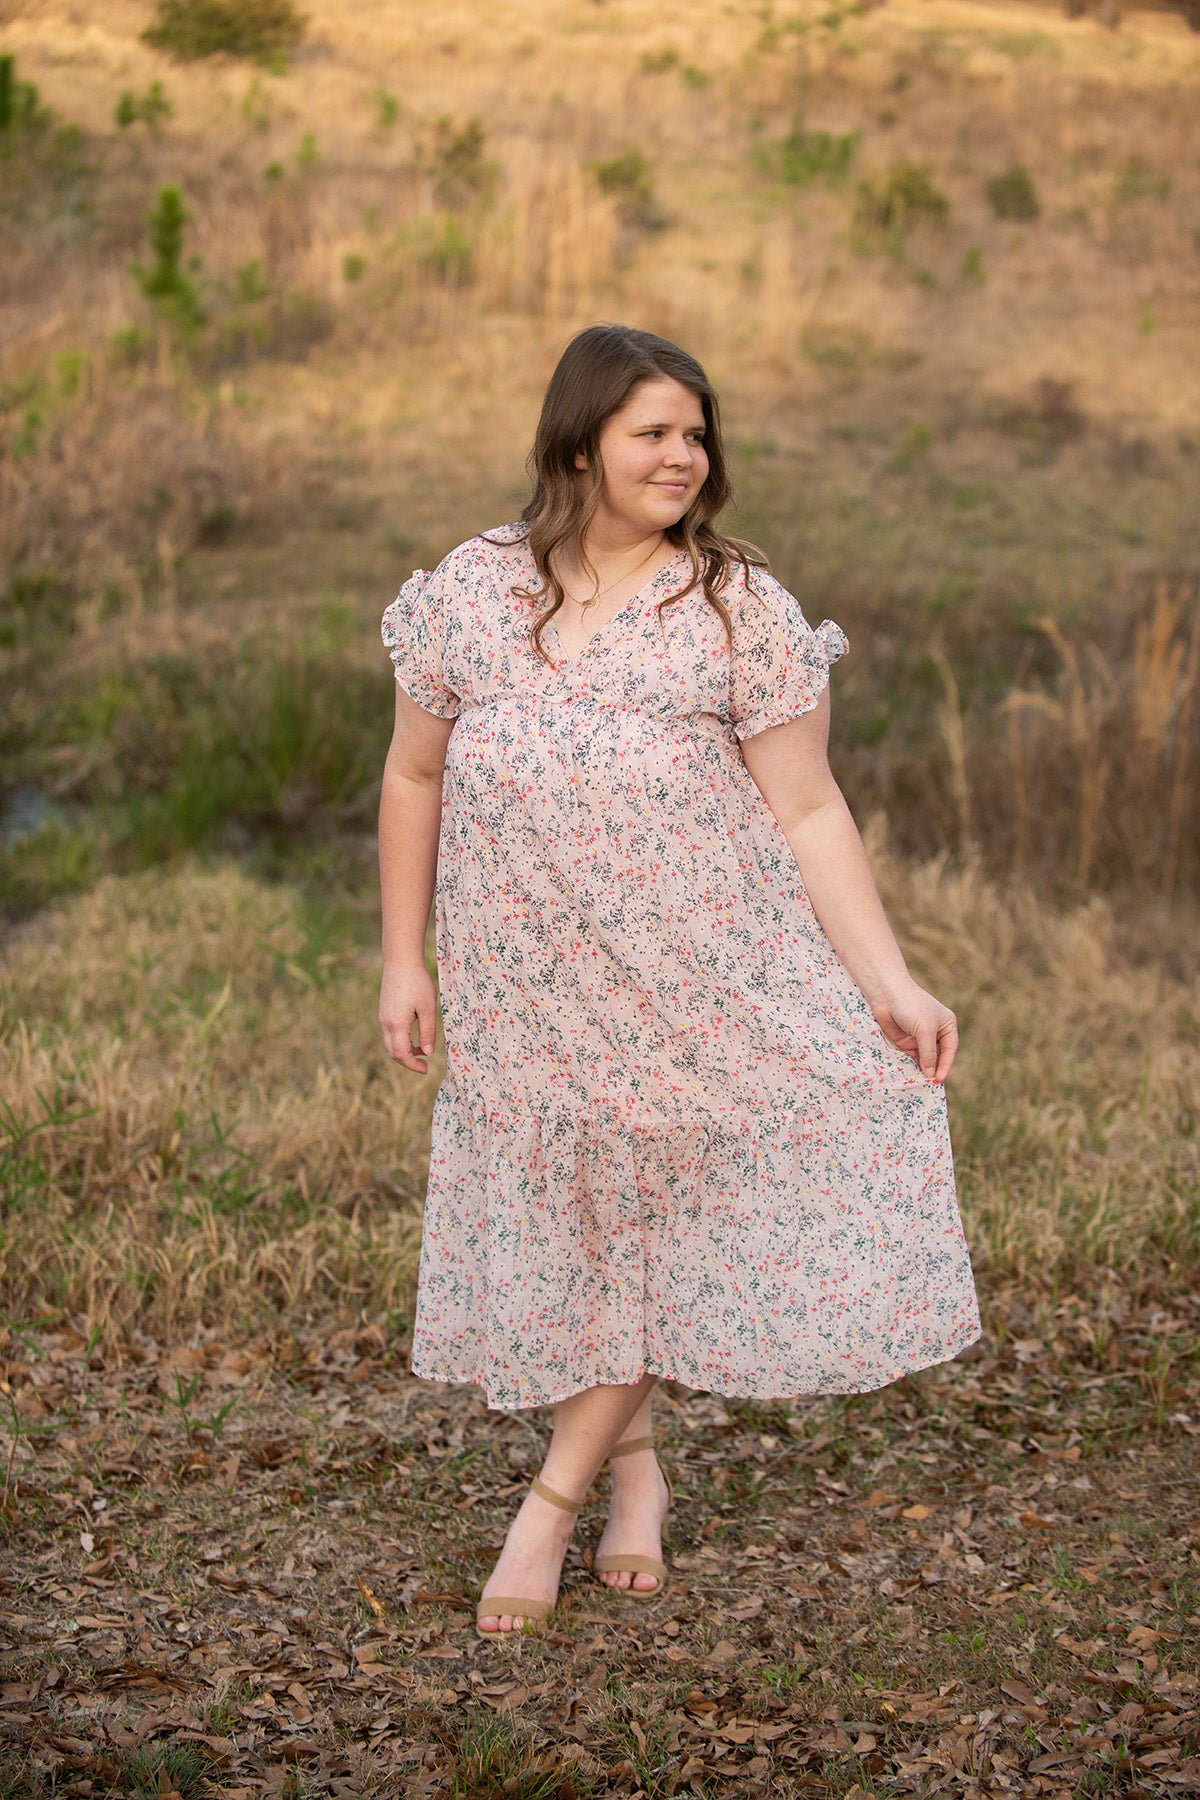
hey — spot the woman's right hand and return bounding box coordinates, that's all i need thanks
[380,961,439,1073]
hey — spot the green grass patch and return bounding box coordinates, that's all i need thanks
[142,0,306,66]
[987,164,1040,221]
[853,159,949,251]
[779,118,859,186]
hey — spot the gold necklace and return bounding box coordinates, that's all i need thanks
[568,538,664,612]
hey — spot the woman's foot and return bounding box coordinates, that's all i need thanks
[595,1444,669,1593]
[477,1481,580,1633]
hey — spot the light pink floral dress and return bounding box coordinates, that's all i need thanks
[382,524,981,1410]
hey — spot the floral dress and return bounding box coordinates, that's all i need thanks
[382,524,981,1410]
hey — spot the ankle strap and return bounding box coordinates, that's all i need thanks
[608,1435,654,1460]
[531,1472,585,1512]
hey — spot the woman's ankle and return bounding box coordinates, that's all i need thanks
[608,1449,662,1491]
[528,1466,590,1516]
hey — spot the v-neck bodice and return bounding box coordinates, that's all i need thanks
[545,549,687,664]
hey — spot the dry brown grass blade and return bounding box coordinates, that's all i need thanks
[931,644,973,855]
[978,592,1199,895]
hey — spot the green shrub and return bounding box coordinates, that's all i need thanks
[778,117,859,186]
[587,147,666,228]
[961,245,986,283]
[420,215,473,286]
[986,164,1040,221]
[132,185,205,334]
[428,117,497,207]
[115,80,173,130]
[142,0,306,65]
[854,159,949,242]
[590,147,650,197]
[0,52,48,138]
[0,51,91,223]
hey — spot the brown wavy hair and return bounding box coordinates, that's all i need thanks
[488,323,767,666]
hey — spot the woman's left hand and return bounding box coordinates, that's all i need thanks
[871,980,958,1083]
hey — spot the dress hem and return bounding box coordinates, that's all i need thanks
[409,1319,984,1412]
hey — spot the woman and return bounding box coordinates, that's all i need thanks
[378,323,980,1636]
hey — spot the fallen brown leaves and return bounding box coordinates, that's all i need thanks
[0,1282,1197,1797]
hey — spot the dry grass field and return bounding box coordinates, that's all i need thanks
[1,1,1199,1795]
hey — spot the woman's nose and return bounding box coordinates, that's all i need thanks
[662,435,693,466]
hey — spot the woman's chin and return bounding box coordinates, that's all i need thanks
[599,491,697,536]
[641,496,695,530]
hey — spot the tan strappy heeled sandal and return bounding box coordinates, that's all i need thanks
[475,1471,586,1634]
[594,1434,673,1600]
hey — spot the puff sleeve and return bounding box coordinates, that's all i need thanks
[381,563,461,719]
[726,569,848,742]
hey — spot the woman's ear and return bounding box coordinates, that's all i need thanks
[574,448,588,471]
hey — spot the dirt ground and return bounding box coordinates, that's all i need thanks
[1,1282,1197,1799]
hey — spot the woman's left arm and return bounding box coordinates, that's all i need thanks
[740,687,958,1083]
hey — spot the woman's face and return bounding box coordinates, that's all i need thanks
[577,375,710,538]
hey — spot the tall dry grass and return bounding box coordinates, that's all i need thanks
[939,580,1200,895]
[871,821,1200,1290]
[0,867,428,1340]
[1,844,1196,1345]
[0,355,286,603]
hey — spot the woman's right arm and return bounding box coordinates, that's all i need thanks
[378,684,457,1074]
